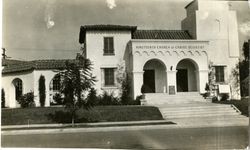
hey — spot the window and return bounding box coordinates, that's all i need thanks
[52,75,61,91]
[103,37,114,55]
[13,78,23,100]
[104,68,115,86]
[215,66,225,82]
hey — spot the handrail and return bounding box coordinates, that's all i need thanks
[231,104,241,114]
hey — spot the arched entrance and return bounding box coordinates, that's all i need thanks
[12,78,23,100]
[176,59,199,92]
[143,59,167,93]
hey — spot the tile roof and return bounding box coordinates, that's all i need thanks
[2,59,77,74]
[79,24,137,43]
[132,30,192,40]
[81,24,137,31]
[79,25,193,43]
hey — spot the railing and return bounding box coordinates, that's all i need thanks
[231,104,241,114]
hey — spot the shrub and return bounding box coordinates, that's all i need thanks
[128,96,141,105]
[38,75,46,107]
[53,93,64,105]
[99,91,120,105]
[120,75,133,105]
[87,88,100,106]
[17,92,35,108]
[202,92,210,99]
[212,96,218,102]
[205,83,210,92]
[220,94,229,101]
[2,88,5,108]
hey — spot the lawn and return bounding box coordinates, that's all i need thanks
[1,106,163,125]
[213,98,249,116]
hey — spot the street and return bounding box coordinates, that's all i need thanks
[2,125,248,149]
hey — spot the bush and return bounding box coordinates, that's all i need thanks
[87,88,100,106]
[52,93,64,105]
[205,83,210,91]
[212,96,218,102]
[38,75,46,107]
[17,92,35,108]
[120,75,133,105]
[2,88,5,108]
[129,96,141,105]
[220,94,229,101]
[202,92,210,99]
[99,91,120,105]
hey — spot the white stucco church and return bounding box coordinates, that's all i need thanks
[2,0,241,108]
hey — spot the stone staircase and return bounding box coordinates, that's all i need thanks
[158,103,242,119]
[144,92,206,105]
[144,92,248,127]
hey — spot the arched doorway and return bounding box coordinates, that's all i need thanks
[176,59,199,92]
[12,78,23,100]
[143,59,167,93]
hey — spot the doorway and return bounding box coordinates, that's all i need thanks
[177,69,188,92]
[143,70,155,93]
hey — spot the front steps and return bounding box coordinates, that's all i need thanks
[158,103,242,119]
[144,92,205,105]
[144,92,248,127]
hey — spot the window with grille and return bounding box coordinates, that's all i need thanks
[103,37,114,55]
[52,75,61,91]
[215,66,225,82]
[104,68,115,86]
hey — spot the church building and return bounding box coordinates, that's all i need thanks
[78,0,240,103]
[2,0,240,107]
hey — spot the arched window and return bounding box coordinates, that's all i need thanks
[12,78,23,100]
[52,74,61,91]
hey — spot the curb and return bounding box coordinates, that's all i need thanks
[2,122,248,136]
[1,120,173,130]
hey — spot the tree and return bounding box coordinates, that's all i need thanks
[243,41,249,60]
[239,41,249,96]
[38,75,46,107]
[120,74,133,105]
[230,63,240,96]
[59,56,96,126]
[2,88,5,108]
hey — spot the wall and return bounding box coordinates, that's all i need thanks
[33,70,57,107]
[181,0,198,39]
[182,0,241,99]
[2,71,34,108]
[130,39,209,98]
[85,30,132,97]
[2,70,58,108]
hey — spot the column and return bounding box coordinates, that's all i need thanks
[198,70,209,94]
[167,70,177,94]
[132,71,144,99]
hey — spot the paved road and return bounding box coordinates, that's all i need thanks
[2,126,248,149]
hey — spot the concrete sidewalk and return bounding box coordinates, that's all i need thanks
[2,116,248,136]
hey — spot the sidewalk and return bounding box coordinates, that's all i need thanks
[2,116,248,136]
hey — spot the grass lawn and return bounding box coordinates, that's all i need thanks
[2,106,163,125]
[214,98,249,116]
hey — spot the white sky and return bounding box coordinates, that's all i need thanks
[2,0,250,60]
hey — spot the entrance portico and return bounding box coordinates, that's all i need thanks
[129,40,209,100]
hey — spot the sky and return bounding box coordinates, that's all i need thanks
[2,0,250,60]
